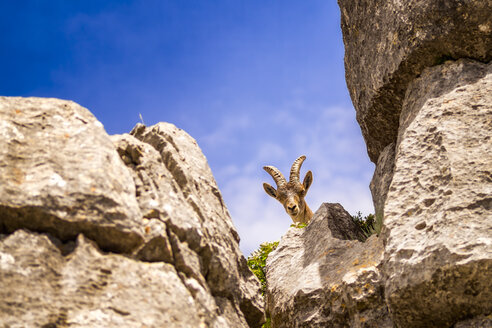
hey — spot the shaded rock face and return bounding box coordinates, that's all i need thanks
[265,203,390,328]
[338,0,492,162]
[369,142,395,222]
[316,203,366,242]
[0,97,263,327]
[382,60,492,328]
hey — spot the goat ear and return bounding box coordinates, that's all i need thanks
[303,171,313,192]
[263,183,277,198]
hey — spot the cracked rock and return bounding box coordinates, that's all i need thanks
[265,203,390,328]
[0,97,144,253]
[382,60,492,327]
[0,97,264,328]
[338,0,492,162]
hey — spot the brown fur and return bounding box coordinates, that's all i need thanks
[263,155,313,224]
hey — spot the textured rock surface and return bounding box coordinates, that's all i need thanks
[265,58,492,327]
[265,203,389,328]
[338,0,492,162]
[337,1,492,325]
[0,231,203,328]
[454,315,492,328]
[315,203,366,242]
[128,123,264,327]
[0,97,143,253]
[0,97,263,327]
[382,60,492,327]
[369,142,395,221]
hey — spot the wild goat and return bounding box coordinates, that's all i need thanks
[263,155,313,224]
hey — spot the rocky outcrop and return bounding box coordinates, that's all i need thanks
[266,1,491,327]
[382,59,492,327]
[265,203,390,328]
[338,0,492,162]
[0,97,263,327]
[0,97,143,253]
[126,122,264,326]
[336,0,492,326]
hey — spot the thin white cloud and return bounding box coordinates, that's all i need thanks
[201,114,251,147]
[201,105,374,255]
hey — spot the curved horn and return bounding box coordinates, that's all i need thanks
[289,155,306,182]
[263,166,287,188]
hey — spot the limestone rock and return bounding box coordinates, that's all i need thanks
[338,0,492,324]
[110,133,186,263]
[0,97,264,327]
[0,230,205,328]
[0,97,143,253]
[382,60,492,327]
[338,0,492,162]
[316,203,366,242]
[369,143,395,221]
[129,123,264,327]
[265,203,389,328]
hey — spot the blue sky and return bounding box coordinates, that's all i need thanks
[0,0,374,255]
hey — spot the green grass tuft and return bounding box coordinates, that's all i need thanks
[247,241,279,296]
[352,211,383,238]
[290,222,307,229]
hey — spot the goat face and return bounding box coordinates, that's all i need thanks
[263,155,313,223]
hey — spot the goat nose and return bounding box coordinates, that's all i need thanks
[288,204,297,211]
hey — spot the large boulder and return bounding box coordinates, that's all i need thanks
[265,203,390,328]
[0,97,143,253]
[382,60,492,327]
[0,97,263,327]
[338,0,492,162]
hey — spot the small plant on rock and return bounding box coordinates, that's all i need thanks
[247,241,279,296]
[352,211,377,238]
[290,222,307,229]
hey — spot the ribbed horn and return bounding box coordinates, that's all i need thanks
[289,155,306,182]
[263,165,287,188]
